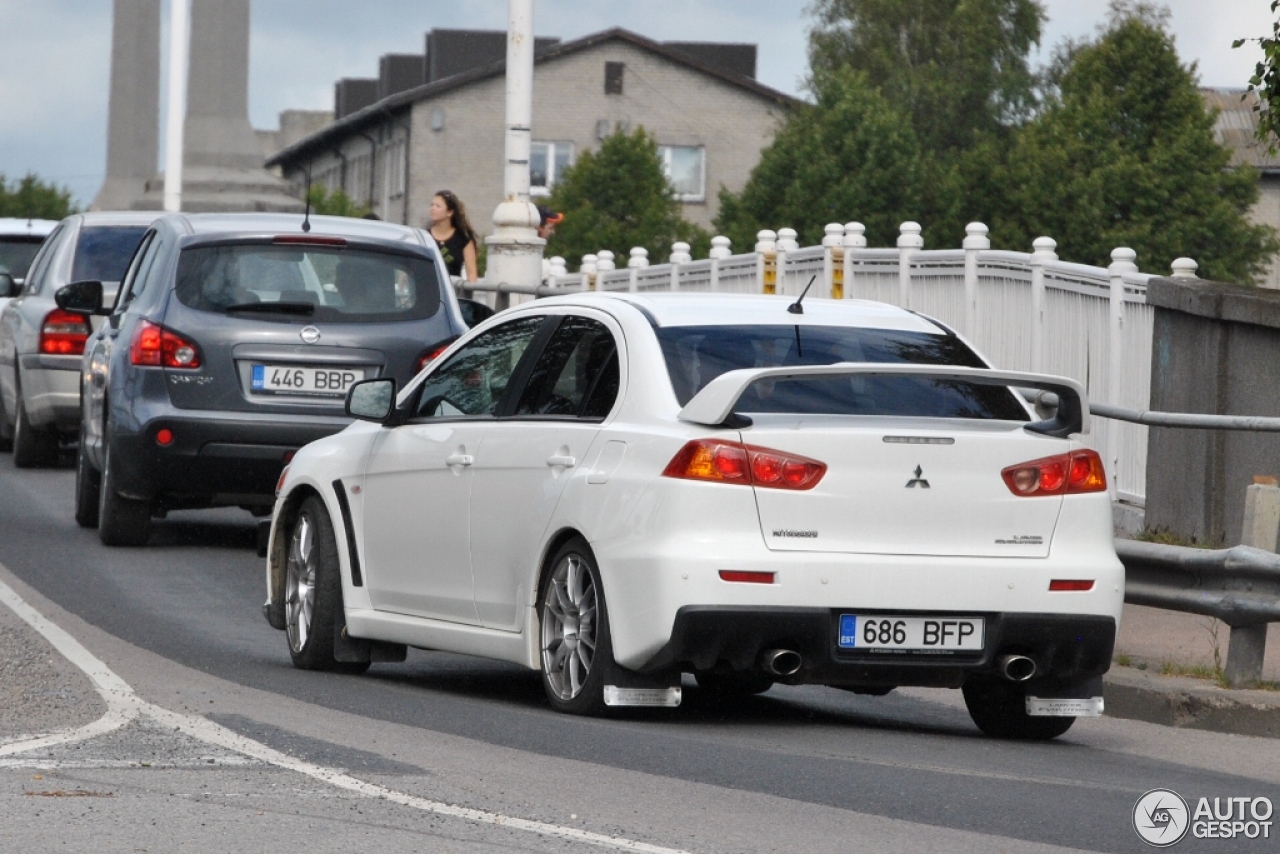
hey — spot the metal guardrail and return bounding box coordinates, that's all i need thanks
[1116,539,1280,686]
[1092,403,1280,432]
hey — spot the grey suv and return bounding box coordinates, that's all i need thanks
[58,212,468,546]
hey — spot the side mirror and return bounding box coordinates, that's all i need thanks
[55,280,105,315]
[0,272,16,298]
[346,377,398,423]
[457,297,495,328]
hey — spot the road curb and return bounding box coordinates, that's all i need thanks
[1104,666,1280,738]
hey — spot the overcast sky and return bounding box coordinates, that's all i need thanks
[0,0,1271,208]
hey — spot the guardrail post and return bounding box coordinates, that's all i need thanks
[756,229,777,294]
[627,246,648,292]
[1171,257,1199,279]
[822,223,844,300]
[548,256,567,283]
[580,253,597,291]
[843,222,865,300]
[962,223,989,338]
[1228,478,1280,686]
[1030,237,1057,372]
[669,242,690,291]
[709,235,731,291]
[776,228,798,295]
[898,222,923,310]
[1106,247,1137,484]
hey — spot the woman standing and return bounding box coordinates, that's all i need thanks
[428,190,478,283]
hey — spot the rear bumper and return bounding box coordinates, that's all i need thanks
[641,608,1115,689]
[18,354,79,433]
[108,412,351,509]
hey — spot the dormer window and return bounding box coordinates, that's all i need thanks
[605,62,624,95]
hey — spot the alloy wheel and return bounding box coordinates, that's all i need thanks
[540,553,598,701]
[285,512,317,654]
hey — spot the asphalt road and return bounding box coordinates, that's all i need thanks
[2,455,1279,853]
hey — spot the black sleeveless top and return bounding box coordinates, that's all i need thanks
[435,228,473,277]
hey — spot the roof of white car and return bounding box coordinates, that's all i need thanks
[0,217,59,236]
[167,212,426,243]
[535,292,947,334]
[72,211,167,227]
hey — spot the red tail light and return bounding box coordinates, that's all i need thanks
[130,320,202,369]
[417,340,454,372]
[1002,449,1106,497]
[719,570,776,584]
[39,309,91,355]
[663,440,826,490]
[1049,579,1095,591]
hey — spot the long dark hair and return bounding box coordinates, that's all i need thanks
[434,190,477,244]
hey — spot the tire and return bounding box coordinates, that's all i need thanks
[694,670,774,697]
[539,537,614,716]
[962,678,1076,740]
[74,431,101,529]
[0,379,12,452]
[97,438,152,546]
[285,495,369,674]
[12,386,58,468]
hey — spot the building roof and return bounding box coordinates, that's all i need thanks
[1203,88,1280,174]
[267,27,802,169]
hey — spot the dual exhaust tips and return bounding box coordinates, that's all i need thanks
[756,650,1036,682]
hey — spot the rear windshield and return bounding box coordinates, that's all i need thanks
[72,226,149,283]
[657,324,1029,420]
[0,237,44,280]
[175,244,441,322]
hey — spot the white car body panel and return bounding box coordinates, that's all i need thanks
[266,292,1123,689]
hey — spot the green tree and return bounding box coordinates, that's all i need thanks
[547,127,708,268]
[306,184,370,218]
[0,173,77,220]
[994,6,1279,283]
[715,70,922,249]
[1235,0,1280,153]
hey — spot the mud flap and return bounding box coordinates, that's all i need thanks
[334,621,407,664]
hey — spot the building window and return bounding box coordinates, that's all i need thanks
[346,153,373,205]
[313,163,342,195]
[658,145,705,202]
[605,61,624,95]
[530,141,574,196]
[384,138,406,199]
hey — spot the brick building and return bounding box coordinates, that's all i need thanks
[265,28,797,236]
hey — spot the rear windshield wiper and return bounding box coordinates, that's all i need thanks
[224,301,315,316]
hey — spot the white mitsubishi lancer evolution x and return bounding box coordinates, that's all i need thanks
[263,292,1122,740]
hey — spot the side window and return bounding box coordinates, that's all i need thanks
[414,317,545,419]
[115,231,159,311]
[21,224,66,295]
[515,316,619,419]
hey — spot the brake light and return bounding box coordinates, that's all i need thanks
[272,235,347,246]
[1049,579,1095,591]
[663,440,826,490]
[417,341,453,373]
[39,309,91,355]
[130,320,202,368]
[1002,450,1106,496]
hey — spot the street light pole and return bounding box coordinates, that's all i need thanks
[162,0,190,212]
[484,0,543,307]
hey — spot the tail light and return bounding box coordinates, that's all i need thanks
[130,320,202,369]
[39,309,91,355]
[417,339,455,372]
[662,439,826,490]
[1002,450,1106,497]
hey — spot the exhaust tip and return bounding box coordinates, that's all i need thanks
[999,654,1036,682]
[760,649,803,677]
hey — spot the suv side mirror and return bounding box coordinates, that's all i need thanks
[55,280,105,315]
[0,272,16,298]
[457,297,495,328]
[346,377,398,423]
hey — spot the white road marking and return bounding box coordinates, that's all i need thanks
[0,577,692,854]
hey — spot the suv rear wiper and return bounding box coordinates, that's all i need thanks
[224,301,315,316]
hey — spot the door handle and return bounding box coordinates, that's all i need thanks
[546,454,577,468]
[445,453,474,467]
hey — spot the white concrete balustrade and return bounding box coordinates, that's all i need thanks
[537,221,1185,506]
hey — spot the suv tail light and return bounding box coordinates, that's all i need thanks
[662,439,826,490]
[39,309,91,355]
[130,320,202,369]
[417,338,456,372]
[1002,450,1106,497]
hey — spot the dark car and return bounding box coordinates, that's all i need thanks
[59,212,468,546]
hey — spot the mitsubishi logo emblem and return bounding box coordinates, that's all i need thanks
[906,465,930,488]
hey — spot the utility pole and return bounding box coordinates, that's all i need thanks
[163,0,190,212]
[484,0,543,308]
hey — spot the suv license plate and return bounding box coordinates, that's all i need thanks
[251,364,362,397]
[838,615,985,651]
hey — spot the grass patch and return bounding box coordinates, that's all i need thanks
[1133,528,1219,548]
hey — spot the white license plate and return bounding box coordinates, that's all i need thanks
[251,364,362,397]
[838,615,985,651]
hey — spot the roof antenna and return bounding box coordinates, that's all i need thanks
[788,274,817,314]
[301,166,313,233]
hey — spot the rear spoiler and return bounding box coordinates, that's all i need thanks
[676,363,1088,438]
